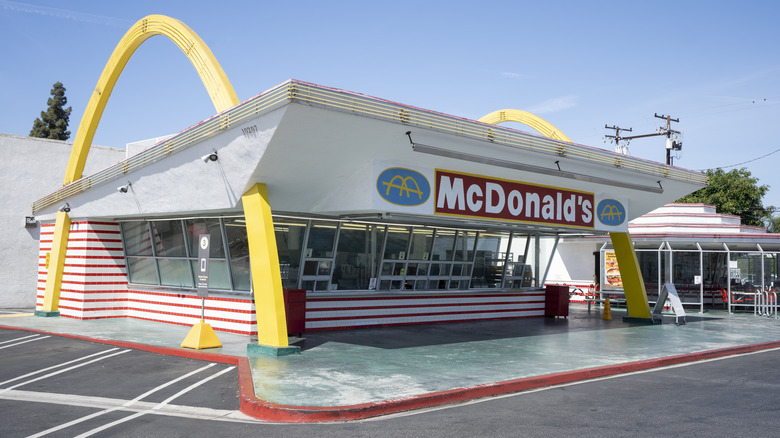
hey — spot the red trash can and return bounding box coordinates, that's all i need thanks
[283,289,306,336]
[545,285,569,318]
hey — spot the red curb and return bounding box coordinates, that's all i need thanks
[237,340,780,423]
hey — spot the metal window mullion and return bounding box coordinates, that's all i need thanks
[724,242,732,313]
[219,217,236,291]
[149,221,162,285]
[180,219,197,290]
[500,233,512,289]
[467,232,480,289]
[297,220,312,289]
[327,222,343,291]
[377,225,389,290]
[696,242,704,313]
[519,234,532,288]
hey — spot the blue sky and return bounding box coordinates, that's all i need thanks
[2,1,779,210]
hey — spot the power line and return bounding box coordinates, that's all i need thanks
[704,147,780,171]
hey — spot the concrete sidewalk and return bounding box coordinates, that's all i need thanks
[3,306,780,422]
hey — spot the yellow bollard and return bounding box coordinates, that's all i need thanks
[602,297,612,320]
[181,319,222,350]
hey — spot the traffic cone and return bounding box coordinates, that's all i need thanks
[602,297,612,320]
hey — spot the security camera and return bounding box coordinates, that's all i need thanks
[117,183,130,193]
[201,151,218,163]
[59,203,71,213]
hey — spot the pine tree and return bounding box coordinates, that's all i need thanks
[30,81,72,140]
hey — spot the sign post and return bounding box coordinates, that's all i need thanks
[181,233,222,349]
[197,233,210,316]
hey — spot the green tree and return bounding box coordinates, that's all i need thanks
[676,168,771,227]
[766,213,780,233]
[30,81,72,140]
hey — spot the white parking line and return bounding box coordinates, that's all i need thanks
[0,335,50,350]
[0,349,130,394]
[27,363,234,437]
[73,366,237,437]
[0,347,121,387]
[0,389,256,423]
[0,334,41,345]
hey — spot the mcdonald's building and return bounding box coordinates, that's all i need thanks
[31,16,707,353]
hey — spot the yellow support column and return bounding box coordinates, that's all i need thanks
[242,183,299,356]
[609,232,654,322]
[37,211,71,317]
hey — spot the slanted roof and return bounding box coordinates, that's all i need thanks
[33,80,707,234]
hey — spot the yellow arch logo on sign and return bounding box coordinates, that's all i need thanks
[42,15,239,313]
[478,109,572,143]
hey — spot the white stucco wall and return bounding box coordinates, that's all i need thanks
[0,133,124,308]
[546,239,601,286]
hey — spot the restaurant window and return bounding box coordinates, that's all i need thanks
[672,251,702,303]
[274,218,306,289]
[472,231,510,288]
[222,218,250,291]
[332,223,383,290]
[379,226,411,290]
[121,218,242,293]
[504,233,532,288]
[306,221,337,258]
[122,222,157,285]
[431,229,456,262]
[408,228,433,261]
[151,220,187,257]
[301,221,339,291]
[536,235,558,288]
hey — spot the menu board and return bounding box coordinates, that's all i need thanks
[604,251,623,289]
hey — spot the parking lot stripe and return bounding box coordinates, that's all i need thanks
[0,389,255,423]
[153,365,236,410]
[0,347,121,387]
[0,349,130,393]
[0,334,41,345]
[0,335,50,350]
[27,362,222,438]
[73,365,237,438]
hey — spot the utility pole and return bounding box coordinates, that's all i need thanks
[654,113,681,166]
[604,113,681,165]
[604,125,632,155]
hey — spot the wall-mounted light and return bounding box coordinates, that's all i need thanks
[201,151,218,163]
[25,216,37,228]
[59,203,71,213]
[117,182,131,193]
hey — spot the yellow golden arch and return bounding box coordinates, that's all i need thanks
[478,109,573,143]
[480,109,652,320]
[42,15,294,348]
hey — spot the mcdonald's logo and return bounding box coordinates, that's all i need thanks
[377,168,430,206]
[596,199,626,226]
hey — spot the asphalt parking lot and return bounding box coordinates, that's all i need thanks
[0,328,247,437]
[5,322,780,437]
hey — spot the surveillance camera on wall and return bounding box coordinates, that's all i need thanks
[117,183,130,193]
[201,151,218,163]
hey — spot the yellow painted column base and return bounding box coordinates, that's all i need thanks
[181,320,222,350]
